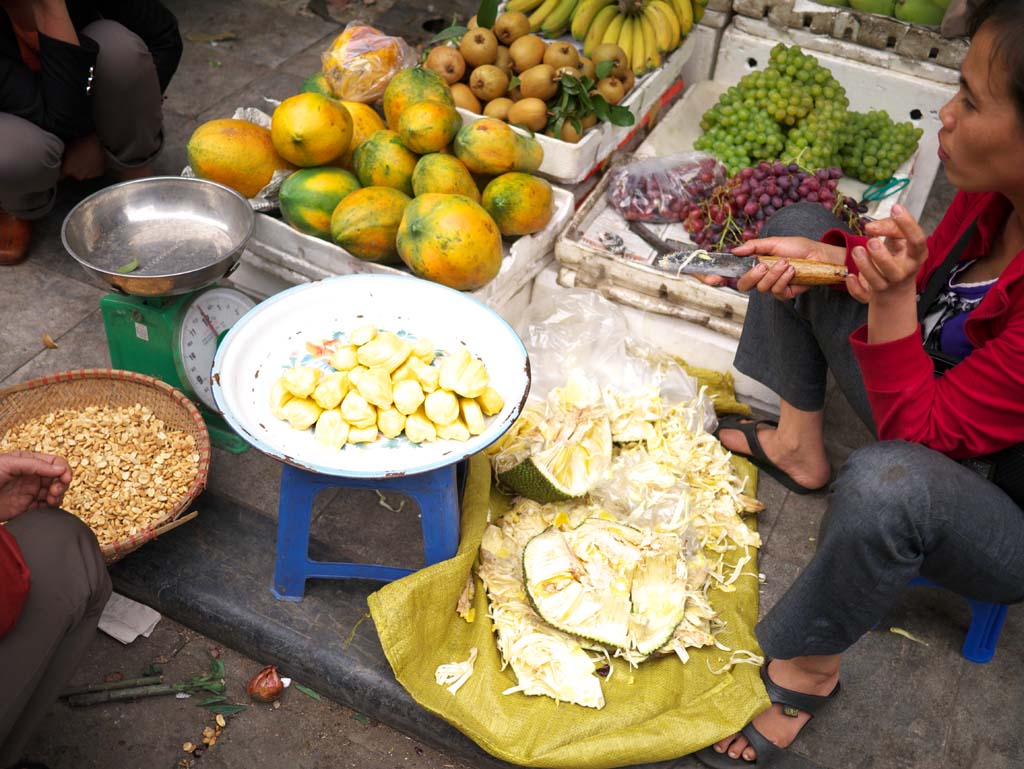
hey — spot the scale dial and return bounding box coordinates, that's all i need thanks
[175,287,255,412]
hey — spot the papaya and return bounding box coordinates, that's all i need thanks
[279,167,361,240]
[397,100,462,154]
[396,193,503,291]
[187,118,292,198]
[301,72,334,97]
[352,129,419,196]
[411,153,480,200]
[330,186,411,263]
[382,67,455,130]
[323,24,407,103]
[334,101,386,171]
[453,118,543,176]
[481,172,554,236]
[271,93,353,167]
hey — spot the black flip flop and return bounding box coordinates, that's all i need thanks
[714,414,829,495]
[695,660,841,768]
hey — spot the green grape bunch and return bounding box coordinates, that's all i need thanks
[695,43,922,184]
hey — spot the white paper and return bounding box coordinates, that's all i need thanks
[98,592,161,644]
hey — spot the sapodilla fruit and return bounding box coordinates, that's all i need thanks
[590,43,630,79]
[459,28,499,68]
[543,41,580,70]
[483,97,514,121]
[469,65,510,102]
[509,35,547,73]
[493,11,530,45]
[424,45,466,84]
[451,83,482,113]
[519,64,558,101]
[507,98,548,132]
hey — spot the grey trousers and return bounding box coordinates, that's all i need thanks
[0,507,111,765]
[734,204,1024,658]
[0,19,165,219]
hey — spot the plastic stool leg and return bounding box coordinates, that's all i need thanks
[391,464,460,565]
[271,464,322,601]
[962,600,1009,664]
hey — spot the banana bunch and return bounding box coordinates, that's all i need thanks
[569,0,696,74]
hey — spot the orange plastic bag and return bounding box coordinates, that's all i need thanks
[321,22,417,103]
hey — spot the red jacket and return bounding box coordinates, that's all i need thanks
[824,191,1024,458]
[0,526,30,637]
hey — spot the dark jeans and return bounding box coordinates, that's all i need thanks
[735,204,1024,659]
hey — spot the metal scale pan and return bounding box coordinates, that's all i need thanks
[61,176,255,297]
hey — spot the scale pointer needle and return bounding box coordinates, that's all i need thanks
[197,305,218,338]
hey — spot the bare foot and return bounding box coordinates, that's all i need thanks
[711,659,840,762]
[717,419,831,491]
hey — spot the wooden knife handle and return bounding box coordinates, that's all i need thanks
[757,256,849,286]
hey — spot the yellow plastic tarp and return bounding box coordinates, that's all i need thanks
[368,453,768,769]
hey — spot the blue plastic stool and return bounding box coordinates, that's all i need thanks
[271,462,460,601]
[909,576,1010,663]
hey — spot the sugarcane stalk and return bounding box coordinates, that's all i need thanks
[61,675,164,698]
[66,683,178,706]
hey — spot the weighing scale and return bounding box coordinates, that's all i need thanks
[62,176,258,452]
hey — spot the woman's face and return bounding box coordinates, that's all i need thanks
[938,22,1024,195]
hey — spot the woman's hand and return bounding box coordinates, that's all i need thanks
[0,450,73,522]
[62,134,106,181]
[845,205,929,305]
[731,236,847,300]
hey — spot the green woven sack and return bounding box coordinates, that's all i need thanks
[369,453,769,769]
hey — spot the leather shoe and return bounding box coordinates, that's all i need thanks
[0,210,31,265]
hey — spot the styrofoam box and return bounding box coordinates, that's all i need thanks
[457,33,696,185]
[227,187,575,326]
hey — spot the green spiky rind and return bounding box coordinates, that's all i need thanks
[497,459,577,503]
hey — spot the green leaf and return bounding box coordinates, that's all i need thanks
[351,712,371,724]
[198,696,228,706]
[114,258,139,274]
[476,0,499,28]
[425,25,468,48]
[595,60,614,79]
[206,704,248,716]
[593,97,610,122]
[508,75,520,90]
[295,683,322,701]
[608,104,636,127]
[142,664,162,677]
[209,658,226,679]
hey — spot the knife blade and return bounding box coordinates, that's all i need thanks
[650,249,849,286]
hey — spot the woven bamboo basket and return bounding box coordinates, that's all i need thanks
[0,369,210,564]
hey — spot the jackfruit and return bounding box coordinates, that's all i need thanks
[347,425,379,443]
[312,371,350,410]
[439,347,489,398]
[329,345,359,371]
[377,408,406,439]
[341,390,377,429]
[347,365,369,387]
[315,409,350,449]
[356,367,393,408]
[282,398,322,430]
[477,386,505,416]
[406,357,440,392]
[281,366,322,398]
[393,379,425,415]
[350,324,378,346]
[357,331,412,373]
[269,379,293,420]
[425,390,459,426]
[412,336,436,363]
[460,397,486,435]
[437,417,471,442]
[405,408,437,443]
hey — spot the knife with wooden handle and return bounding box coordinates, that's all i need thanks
[650,250,849,286]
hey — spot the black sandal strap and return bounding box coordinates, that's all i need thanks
[760,660,841,718]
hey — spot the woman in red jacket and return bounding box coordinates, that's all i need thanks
[698,0,1024,766]
[0,450,111,768]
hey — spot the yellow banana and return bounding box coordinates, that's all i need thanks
[649,0,681,50]
[584,4,619,56]
[672,0,694,35]
[572,0,614,40]
[506,0,546,12]
[643,5,671,52]
[627,17,647,75]
[542,0,580,37]
[692,0,706,23]
[601,11,626,46]
[640,11,661,72]
[529,0,564,32]
[616,15,634,70]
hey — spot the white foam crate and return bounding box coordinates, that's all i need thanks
[227,187,576,325]
[457,33,696,185]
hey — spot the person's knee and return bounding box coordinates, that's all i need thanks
[761,202,841,240]
[83,20,153,92]
[822,441,934,540]
[0,115,63,201]
[12,508,111,616]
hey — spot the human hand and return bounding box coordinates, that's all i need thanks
[731,236,847,300]
[845,205,928,304]
[0,450,73,522]
[61,134,106,181]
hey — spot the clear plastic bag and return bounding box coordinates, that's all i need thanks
[321,22,417,104]
[606,152,728,222]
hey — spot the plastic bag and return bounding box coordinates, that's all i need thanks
[606,152,728,222]
[321,22,417,104]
